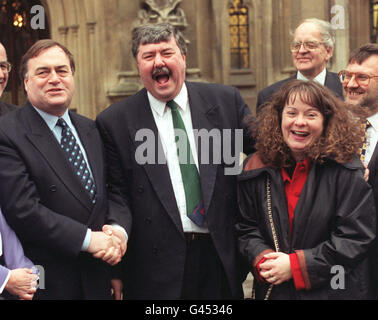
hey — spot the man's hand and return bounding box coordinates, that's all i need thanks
[88,231,122,266]
[5,268,38,300]
[102,225,127,256]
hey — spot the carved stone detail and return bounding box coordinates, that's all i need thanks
[133,0,187,29]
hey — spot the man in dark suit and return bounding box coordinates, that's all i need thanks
[0,42,17,116]
[256,18,343,113]
[0,40,128,299]
[339,43,378,296]
[96,23,254,299]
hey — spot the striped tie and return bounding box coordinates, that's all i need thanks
[360,120,371,162]
[56,118,97,204]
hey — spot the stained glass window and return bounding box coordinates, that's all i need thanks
[229,0,249,69]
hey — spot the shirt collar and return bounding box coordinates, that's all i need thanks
[367,112,378,132]
[281,158,311,183]
[147,83,188,117]
[32,105,71,130]
[297,68,327,85]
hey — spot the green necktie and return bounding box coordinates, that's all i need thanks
[166,100,205,227]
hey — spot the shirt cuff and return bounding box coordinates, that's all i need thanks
[81,228,92,251]
[289,252,306,290]
[0,269,11,294]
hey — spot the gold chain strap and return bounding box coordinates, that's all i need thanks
[264,176,280,300]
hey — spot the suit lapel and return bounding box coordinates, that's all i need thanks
[325,70,343,98]
[186,82,220,216]
[23,104,92,212]
[129,90,184,234]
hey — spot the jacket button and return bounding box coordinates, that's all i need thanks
[137,186,144,193]
[49,185,57,192]
[152,247,158,255]
[145,218,152,224]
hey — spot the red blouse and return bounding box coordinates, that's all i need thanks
[256,159,311,290]
[281,159,311,290]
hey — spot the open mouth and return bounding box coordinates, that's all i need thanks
[152,67,171,84]
[291,130,309,137]
[347,89,365,97]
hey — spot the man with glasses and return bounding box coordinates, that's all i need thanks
[256,18,343,113]
[339,43,378,298]
[0,43,17,116]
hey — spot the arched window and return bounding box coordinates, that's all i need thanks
[371,0,378,43]
[0,0,49,105]
[229,0,249,69]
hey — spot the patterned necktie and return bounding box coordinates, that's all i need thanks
[360,120,371,162]
[166,100,206,227]
[56,118,97,204]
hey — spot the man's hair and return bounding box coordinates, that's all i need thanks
[292,18,335,49]
[20,39,75,82]
[348,43,378,64]
[131,23,187,58]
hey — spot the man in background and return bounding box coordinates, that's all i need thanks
[256,18,343,112]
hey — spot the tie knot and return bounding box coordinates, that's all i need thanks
[166,100,179,110]
[56,118,68,128]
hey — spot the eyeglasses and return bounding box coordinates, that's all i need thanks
[290,41,324,52]
[0,61,12,73]
[338,70,378,86]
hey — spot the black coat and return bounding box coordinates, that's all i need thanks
[236,153,376,300]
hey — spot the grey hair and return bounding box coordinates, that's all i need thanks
[131,23,187,58]
[291,18,335,49]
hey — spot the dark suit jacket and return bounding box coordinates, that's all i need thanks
[0,102,128,299]
[96,81,254,299]
[256,70,343,113]
[0,101,17,117]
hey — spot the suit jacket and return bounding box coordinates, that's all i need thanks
[0,101,17,117]
[0,102,128,299]
[96,81,254,299]
[0,208,34,293]
[256,70,343,113]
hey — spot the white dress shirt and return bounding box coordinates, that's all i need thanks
[365,112,378,165]
[297,67,327,85]
[148,84,209,233]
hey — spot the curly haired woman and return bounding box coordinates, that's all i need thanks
[237,80,376,299]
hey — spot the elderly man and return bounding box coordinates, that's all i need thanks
[339,43,378,297]
[0,43,16,115]
[256,18,343,112]
[96,23,254,299]
[0,39,128,299]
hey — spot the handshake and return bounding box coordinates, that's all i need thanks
[87,225,127,266]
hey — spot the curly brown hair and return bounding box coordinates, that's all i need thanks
[249,80,364,167]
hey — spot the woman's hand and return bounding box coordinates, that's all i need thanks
[259,252,292,285]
